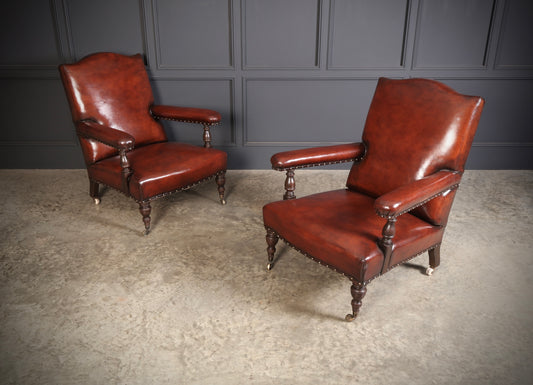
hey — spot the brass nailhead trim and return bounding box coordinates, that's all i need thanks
[265,226,441,285]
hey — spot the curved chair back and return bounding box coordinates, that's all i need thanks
[59,53,167,165]
[347,78,484,225]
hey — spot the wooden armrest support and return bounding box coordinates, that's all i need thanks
[271,143,365,200]
[76,119,134,193]
[271,143,366,170]
[150,105,221,125]
[76,120,134,151]
[374,170,462,219]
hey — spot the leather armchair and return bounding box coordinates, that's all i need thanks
[59,52,227,234]
[263,78,484,321]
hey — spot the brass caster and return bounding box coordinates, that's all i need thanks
[425,267,434,276]
[345,313,356,322]
[94,198,100,205]
[220,198,226,205]
[143,229,150,236]
[267,263,273,271]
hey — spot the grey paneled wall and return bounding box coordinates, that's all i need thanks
[1,0,532,169]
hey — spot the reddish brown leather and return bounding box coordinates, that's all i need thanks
[76,120,134,151]
[263,190,444,282]
[374,170,462,218]
[59,53,167,165]
[151,105,221,125]
[271,143,366,170]
[263,78,484,284]
[347,78,484,225]
[89,142,227,201]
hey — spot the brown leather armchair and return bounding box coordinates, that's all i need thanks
[59,52,227,234]
[263,78,484,321]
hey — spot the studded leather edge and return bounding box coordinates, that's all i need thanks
[375,184,460,219]
[264,226,441,285]
[272,156,363,172]
[90,169,226,204]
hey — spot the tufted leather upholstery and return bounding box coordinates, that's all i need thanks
[60,52,227,234]
[263,78,484,321]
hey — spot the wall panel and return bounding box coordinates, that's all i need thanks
[153,0,233,69]
[65,0,145,60]
[245,79,375,144]
[0,1,61,67]
[495,0,533,68]
[328,0,409,69]
[413,0,495,69]
[243,0,321,69]
[0,79,73,142]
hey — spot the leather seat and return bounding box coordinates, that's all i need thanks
[264,189,443,283]
[89,142,227,202]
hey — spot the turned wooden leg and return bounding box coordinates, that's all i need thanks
[203,125,212,148]
[215,171,226,205]
[89,180,100,204]
[426,245,441,276]
[283,169,296,200]
[266,228,279,270]
[345,282,367,322]
[139,201,151,235]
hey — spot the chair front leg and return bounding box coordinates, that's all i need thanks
[345,282,367,322]
[215,171,226,205]
[266,227,279,270]
[139,201,151,235]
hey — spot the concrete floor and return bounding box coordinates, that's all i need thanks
[0,169,532,385]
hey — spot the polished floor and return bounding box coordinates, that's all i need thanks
[0,169,532,385]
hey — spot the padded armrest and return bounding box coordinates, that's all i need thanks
[76,120,134,151]
[271,143,366,170]
[150,105,221,125]
[374,170,462,218]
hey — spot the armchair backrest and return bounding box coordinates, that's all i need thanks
[59,52,167,164]
[347,78,484,225]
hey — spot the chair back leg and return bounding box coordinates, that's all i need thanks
[215,171,227,205]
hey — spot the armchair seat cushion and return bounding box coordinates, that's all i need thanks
[89,142,227,201]
[263,189,444,282]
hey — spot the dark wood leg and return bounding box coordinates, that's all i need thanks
[345,282,367,322]
[266,228,279,270]
[139,201,151,235]
[89,180,100,204]
[283,169,296,200]
[379,217,397,274]
[215,171,226,205]
[203,125,212,148]
[427,244,441,275]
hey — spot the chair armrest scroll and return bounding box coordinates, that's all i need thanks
[374,170,462,218]
[271,143,366,170]
[150,105,221,125]
[76,120,135,151]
